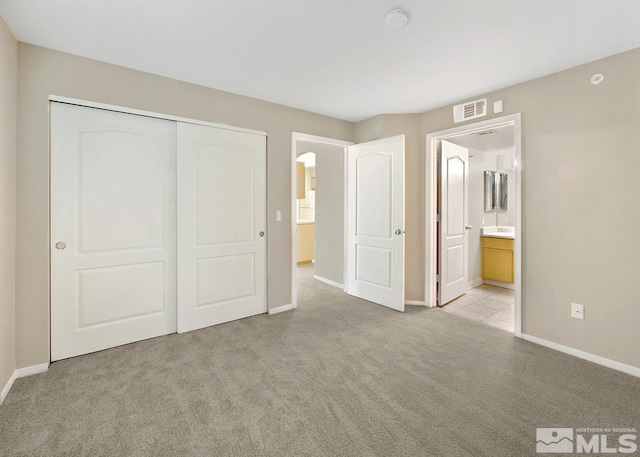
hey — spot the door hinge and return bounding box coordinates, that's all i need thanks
[435,274,440,282]
[436,214,441,222]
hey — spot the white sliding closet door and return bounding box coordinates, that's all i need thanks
[177,123,267,333]
[51,103,177,361]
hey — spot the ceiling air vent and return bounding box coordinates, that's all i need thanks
[453,98,487,123]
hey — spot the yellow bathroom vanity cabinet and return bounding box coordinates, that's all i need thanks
[481,236,514,283]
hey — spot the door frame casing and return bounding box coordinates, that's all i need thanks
[290,133,352,310]
[425,113,522,337]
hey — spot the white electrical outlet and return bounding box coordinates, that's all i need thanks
[571,303,585,320]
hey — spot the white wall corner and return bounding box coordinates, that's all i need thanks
[268,303,296,315]
[1,362,49,406]
[521,334,640,378]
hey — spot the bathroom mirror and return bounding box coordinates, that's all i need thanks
[485,170,509,213]
[497,172,508,212]
[484,171,496,212]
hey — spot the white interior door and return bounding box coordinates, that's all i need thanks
[51,103,177,361]
[177,123,266,332]
[439,140,470,305]
[347,135,405,311]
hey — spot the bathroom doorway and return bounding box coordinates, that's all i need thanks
[425,114,521,335]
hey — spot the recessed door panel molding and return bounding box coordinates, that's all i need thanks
[445,245,464,285]
[196,254,256,307]
[446,156,465,237]
[178,122,267,333]
[78,262,165,328]
[356,152,392,239]
[79,129,165,253]
[51,102,177,361]
[347,135,405,312]
[439,140,470,306]
[355,246,392,288]
[196,143,255,246]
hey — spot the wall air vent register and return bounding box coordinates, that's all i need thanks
[453,98,487,123]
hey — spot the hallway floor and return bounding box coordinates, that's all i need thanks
[440,284,514,332]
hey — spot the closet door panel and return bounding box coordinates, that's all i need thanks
[51,103,177,361]
[177,123,267,332]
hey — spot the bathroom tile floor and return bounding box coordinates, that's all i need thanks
[440,284,514,332]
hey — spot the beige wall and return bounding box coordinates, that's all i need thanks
[353,115,382,143]
[0,15,17,394]
[309,142,345,285]
[16,43,353,367]
[379,115,424,302]
[13,39,640,371]
[420,48,640,368]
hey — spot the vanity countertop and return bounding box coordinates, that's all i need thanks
[297,220,315,225]
[481,232,514,239]
[481,226,515,239]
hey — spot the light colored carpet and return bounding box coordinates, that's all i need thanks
[1,264,638,456]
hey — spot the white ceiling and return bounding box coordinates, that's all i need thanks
[1,0,639,122]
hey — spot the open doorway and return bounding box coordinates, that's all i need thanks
[426,114,522,335]
[290,133,407,312]
[295,151,317,292]
[290,133,352,309]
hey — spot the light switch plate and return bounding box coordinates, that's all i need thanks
[493,100,503,114]
[275,210,282,222]
[571,302,584,320]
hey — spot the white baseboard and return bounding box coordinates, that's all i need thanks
[483,279,515,290]
[1,362,49,405]
[1,371,17,405]
[313,275,344,289]
[468,278,484,288]
[521,334,640,378]
[405,300,427,306]
[16,363,49,378]
[268,303,296,315]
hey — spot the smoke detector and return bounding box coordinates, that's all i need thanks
[386,9,409,28]
[591,74,604,85]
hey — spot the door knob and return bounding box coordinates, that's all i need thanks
[55,242,66,250]
[394,229,404,235]
[465,225,473,230]
[259,231,265,237]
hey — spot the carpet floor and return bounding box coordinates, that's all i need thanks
[1,264,638,456]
